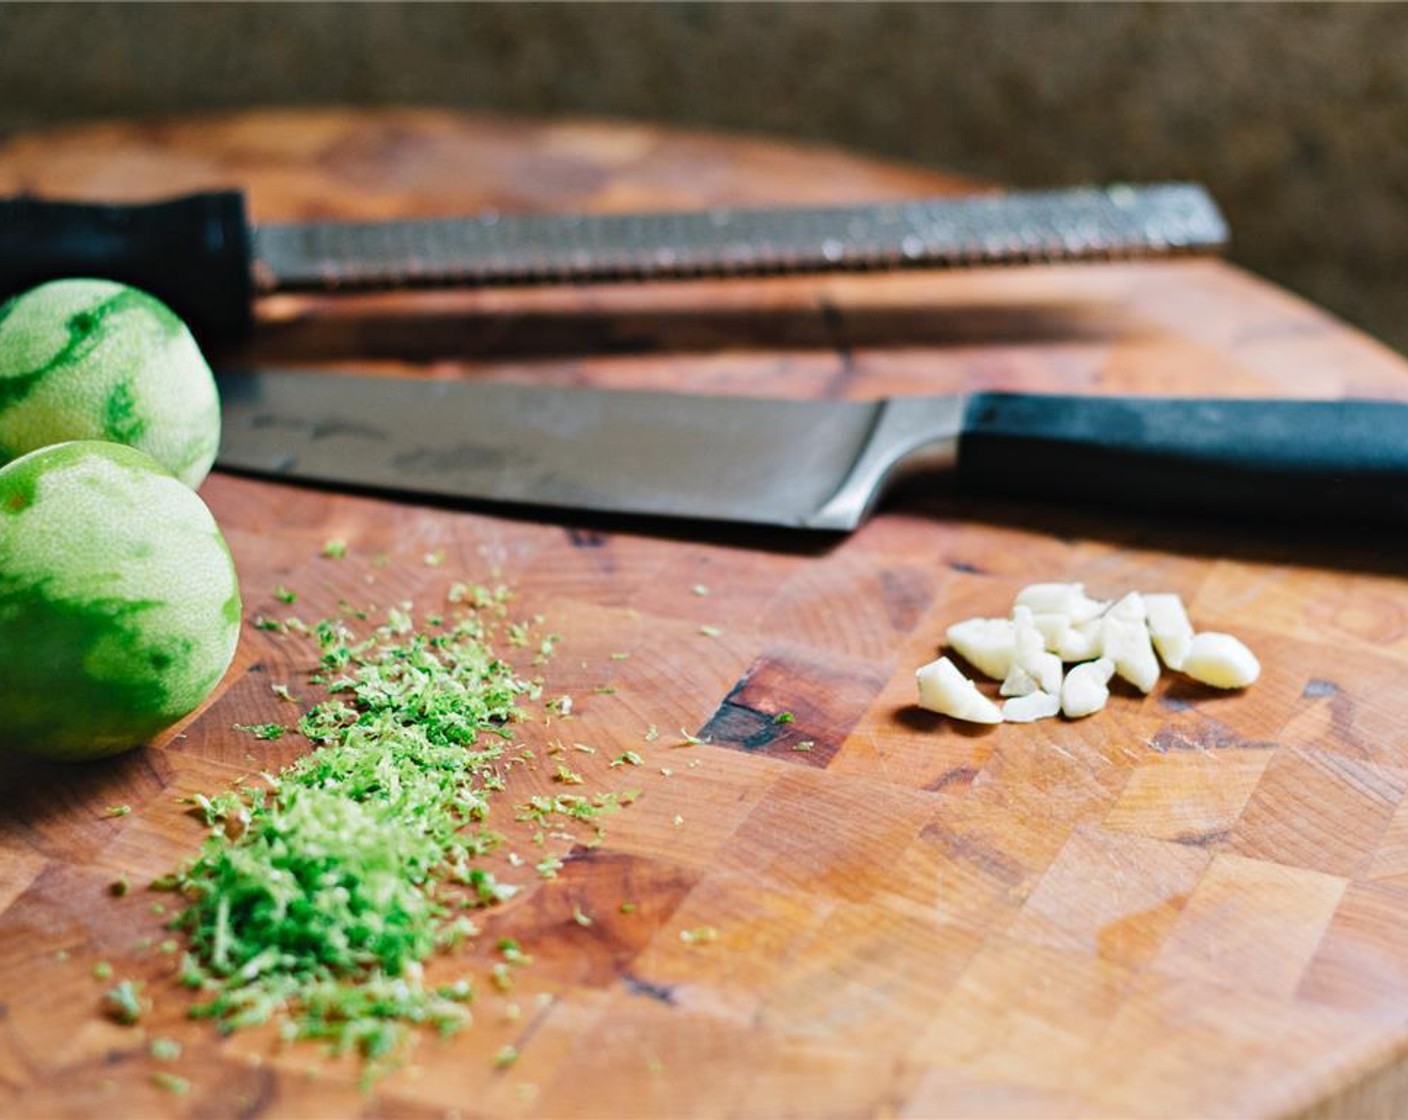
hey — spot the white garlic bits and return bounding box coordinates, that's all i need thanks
[1003,690,1062,723]
[944,617,1017,681]
[1061,657,1116,719]
[916,657,1004,724]
[1051,617,1105,663]
[1182,632,1261,689]
[1000,666,1041,699]
[1144,593,1194,671]
[926,583,1258,726]
[1001,606,1063,697]
[1018,583,1105,662]
[1100,592,1161,694]
[1015,582,1108,624]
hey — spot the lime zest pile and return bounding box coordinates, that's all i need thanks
[163,586,558,1067]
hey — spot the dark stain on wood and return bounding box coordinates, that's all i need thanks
[697,646,890,768]
[924,766,980,793]
[1327,689,1372,758]
[1171,828,1232,848]
[918,821,1026,887]
[231,1067,277,1120]
[700,701,786,753]
[878,567,935,634]
[621,972,679,1006]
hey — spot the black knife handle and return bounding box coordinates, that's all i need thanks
[0,191,253,346]
[958,393,1408,525]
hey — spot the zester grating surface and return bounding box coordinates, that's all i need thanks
[252,182,1226,291]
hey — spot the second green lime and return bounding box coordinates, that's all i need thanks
[0,440,241,760]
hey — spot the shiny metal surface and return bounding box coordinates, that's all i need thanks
[215,370,967,531]
[251,183,1226,292]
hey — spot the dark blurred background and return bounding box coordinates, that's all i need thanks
[2,2,1405,351]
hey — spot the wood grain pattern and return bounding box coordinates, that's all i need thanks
[4,108,1408,1118]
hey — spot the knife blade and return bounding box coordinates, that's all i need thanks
[0,184,1227,345]
[214,369,1408,532]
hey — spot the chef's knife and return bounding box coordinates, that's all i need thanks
[0,184,1227,345]
[215,369,1408,531]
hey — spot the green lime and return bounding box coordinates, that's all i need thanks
[0,279,220,489]
[0,441,241,760]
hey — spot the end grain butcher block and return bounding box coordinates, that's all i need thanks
[5,109,1408,1119]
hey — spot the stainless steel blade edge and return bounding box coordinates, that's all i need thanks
[215,370,965,529]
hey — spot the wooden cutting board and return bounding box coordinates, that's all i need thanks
[4,109,1408,1119]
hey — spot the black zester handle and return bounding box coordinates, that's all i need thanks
[0,191,253,346]
[958,393,1408,525]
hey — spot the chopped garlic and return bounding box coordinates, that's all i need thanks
[1031,612,1071,649]
[1031,652,1063,695]
[1061,657,1115,718]
[1003,690,1061,723]
[929,585,1257,733]
[1015,582,1108,624]
[916,657,1003,724]
[1012,606,1043,657]
[1100,592,1160,693]
[1182,632,1260,689]
[1000,665,1040,698]
[1144,593,1194,671]
[1031,610,1104,661]
[944,617,1016,681]
[1054,617,1103,662]
[1001,607,1063,696]
[1107,590,1146,623]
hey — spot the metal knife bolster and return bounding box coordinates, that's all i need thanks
[253,183,1228,291]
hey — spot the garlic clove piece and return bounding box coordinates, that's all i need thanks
[1031,612,1071,650]
[916,657,1004,724]
[945,617,1016,681]
[1003,690,1061,723]
[1000,665,1040,698]
[1101,592,1160,693]
[1182,632,1260,689]
[1061,657,1115,718]
[1145,593,1194,671]
[1015,582,1109,624]
[1005,606,1064,696]
[1054,617,1104,662]
[1030,651,1064,695]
